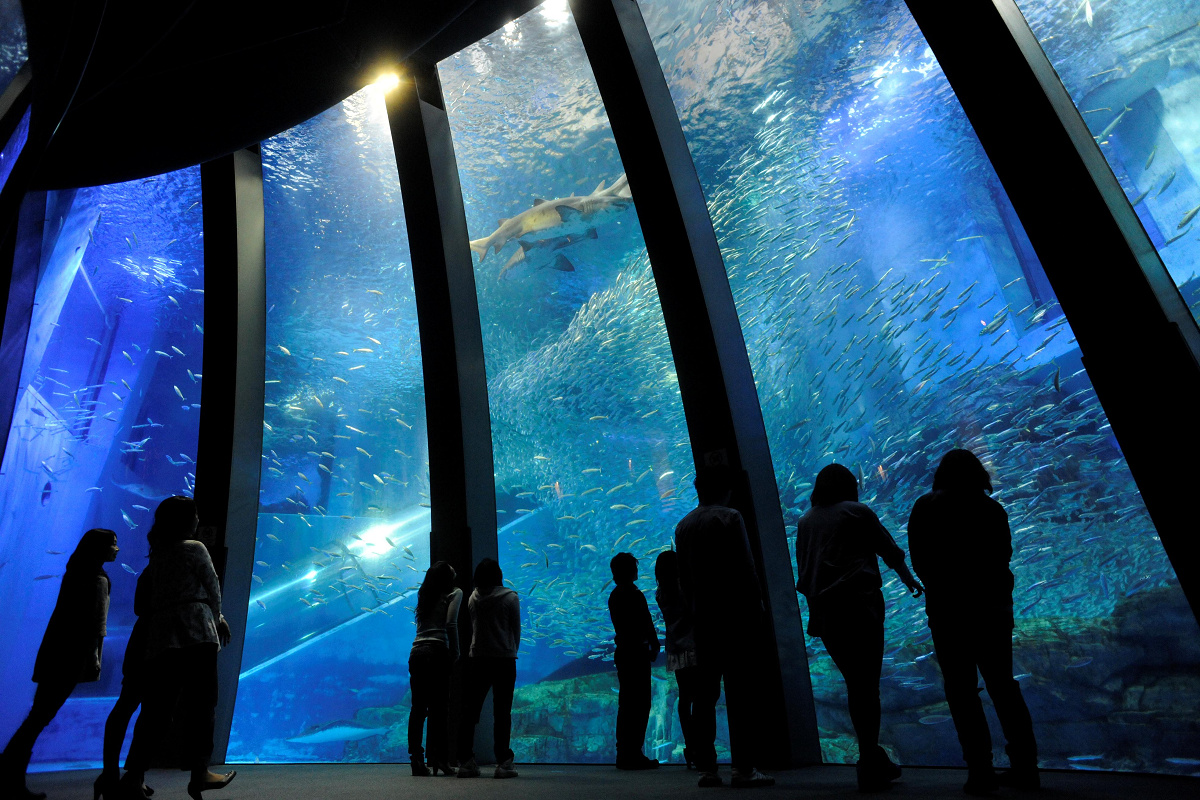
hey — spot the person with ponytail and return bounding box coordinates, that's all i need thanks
[407,560,462,776]
[118,496,234,800]
[1,528,118,799]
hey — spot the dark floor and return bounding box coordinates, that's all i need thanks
[28,763,1200,800]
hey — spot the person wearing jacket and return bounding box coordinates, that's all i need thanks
[408,560,462,776]
[1,528,118,800]
[455,558,520,780]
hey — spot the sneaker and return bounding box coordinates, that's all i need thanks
[731,767,775,788]
[494,759,518,779]
[456,758,480,778]
[996,768,1039,790]
[698,771,724,788]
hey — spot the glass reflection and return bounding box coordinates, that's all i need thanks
[440,5,728,765]
[642,0,1199,775]
[227,86,431,764]
[0,169,205,770]
[0,0,26,98]
[1016,1,1200,326]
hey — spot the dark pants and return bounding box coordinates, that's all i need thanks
[819,590,886,764]
[690,647,761,772]
[408,645,451,763]
[932,620,1037,769]
[126,643,218,774]
[103,682,143,774]
[1,681,76,777]
[674,665,698,760]
[615,651,650,761]
[457,656,516,764]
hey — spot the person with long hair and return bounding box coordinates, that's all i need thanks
[654,550,696,769]
[907,449,1038,795]
[795,463,923,792]
[408,560,461,776]
[118,496,234,800]
[1,528,118,799]
[456,558,520,780]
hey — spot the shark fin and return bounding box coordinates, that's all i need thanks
[469,238,489,263]
[558,206,582,222]
[549,254,575,272]
[593,179,606,193]
[532,199,547,206]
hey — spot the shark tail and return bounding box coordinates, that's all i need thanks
[610,173,631,198]
[469,237,490,263]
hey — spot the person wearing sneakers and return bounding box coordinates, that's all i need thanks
[608,552,661,770]
[795,464,924,792]
[456,558,520,780]
[674,467,774,789]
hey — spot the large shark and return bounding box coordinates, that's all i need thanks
[469,174,633,277]
[285,720,390,744]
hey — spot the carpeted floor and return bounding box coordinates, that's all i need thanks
[26,763,1200,800]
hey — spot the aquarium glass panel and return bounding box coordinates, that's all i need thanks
[438,2,722,764]
[0,104,29,193]
[0,0,26,97]
[0,168,205,770]
[642,0,1200,775]
[227,86,432,764]
[1016,1,1200,326]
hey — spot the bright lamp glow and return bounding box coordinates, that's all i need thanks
[374,73,401,92]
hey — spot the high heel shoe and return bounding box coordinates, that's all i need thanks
[410,756,431,777]
[430,762,457,776]
[186,770,236,800]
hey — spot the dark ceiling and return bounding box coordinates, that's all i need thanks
[22,0,542,189]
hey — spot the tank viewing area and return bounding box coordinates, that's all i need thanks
[0,0,1198,798]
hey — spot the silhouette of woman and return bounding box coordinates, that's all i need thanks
[1,528,118,800]
[408,560,461,776]
[908,449,1038,795]
[795,464,923,792]
[118,497,233,800]
[654,550,697,769]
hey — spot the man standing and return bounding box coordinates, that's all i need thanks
[674,467,774,788]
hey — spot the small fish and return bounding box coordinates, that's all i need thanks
[356,447,372,458]
[1178,204,1200,230]
[34,574,59,581]
[174,386,185,401]
[919,715,952,725]
[121,510,138,529]
[278,345,292,356]
[121,564,138,575]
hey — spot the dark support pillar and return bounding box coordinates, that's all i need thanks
[199,149,267,761]
[0,189,46,469]
[386,63,499,763]
[905,0,1200,625]
[385,65,498,589]
[569,0,820,767]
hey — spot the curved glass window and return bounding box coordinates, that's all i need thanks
[0,0,26,98]
[227,86,431,764]
[1016,1,1200,326]
[0,168,205,770]
[0,105,29,193]
[438,2,723,764]
[643,0,1199,775]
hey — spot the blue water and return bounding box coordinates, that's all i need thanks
[0,168,205,769]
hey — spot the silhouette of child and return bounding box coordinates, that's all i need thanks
[607,552,660,770]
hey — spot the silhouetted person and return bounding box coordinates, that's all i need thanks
[674,467,774,788]
[794,464,923,792]
[408,560,462,776]
[908,449,1038,795]
[1,529,118,800]
[608,552,660,770]
[456,558,519,780]
[655,550,697,769]
[119,497,234,800]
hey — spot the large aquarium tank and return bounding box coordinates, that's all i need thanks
[0,0,26,98]
[1015,0,1200,328]
[0,168,206,770]
[226,84,432,764]
[438,0,727,765]
[639,0,1200,775]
